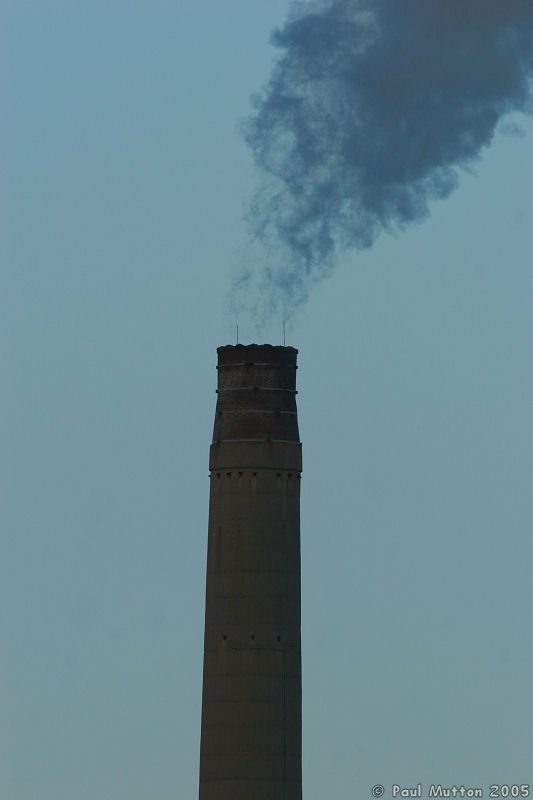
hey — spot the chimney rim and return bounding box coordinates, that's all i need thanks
[217,343,298,354]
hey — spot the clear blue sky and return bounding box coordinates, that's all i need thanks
[2,2,532,798]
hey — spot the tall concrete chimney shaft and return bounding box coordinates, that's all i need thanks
[199,344,302,800]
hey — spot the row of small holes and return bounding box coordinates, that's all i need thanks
[214,472,298,478]
[222,635,282,642]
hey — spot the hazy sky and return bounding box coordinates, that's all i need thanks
[2,3,532,799]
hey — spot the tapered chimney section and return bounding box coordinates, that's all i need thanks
[199,344,302,800]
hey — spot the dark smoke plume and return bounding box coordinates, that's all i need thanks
[234,0,533,319]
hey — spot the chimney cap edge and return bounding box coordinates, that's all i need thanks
[217,343,298,353]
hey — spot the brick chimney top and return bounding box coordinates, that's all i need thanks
[213,344,299,442]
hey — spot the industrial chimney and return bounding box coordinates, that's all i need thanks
[199,344,303,799]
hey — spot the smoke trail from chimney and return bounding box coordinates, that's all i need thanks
[233,0,533,321]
